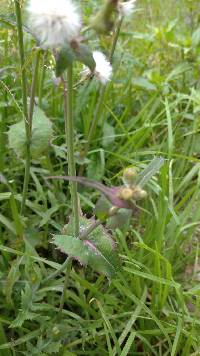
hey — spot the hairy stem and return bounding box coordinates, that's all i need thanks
[14,0,30,215]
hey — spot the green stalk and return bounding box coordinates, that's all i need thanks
[62,66,79,236]
[59,66,79,315]
[38,52,47,107]
[14,0,30,215]
[29,49,41,131]
[79,17,123,176]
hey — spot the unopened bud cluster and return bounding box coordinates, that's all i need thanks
[118,186,147,201]
[119,166,147,201]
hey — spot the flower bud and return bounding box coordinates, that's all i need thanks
[52,326,60,335]
[109,206,119,216]
[123,167,138,184]
[90,0,118,34]
[132,187,147,200]
[118,187,134,201]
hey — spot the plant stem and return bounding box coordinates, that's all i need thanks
[79,17,123,176]
[29,49,41,131]
[38,52,47,107]
[59,66,79,315]
[62,67,79,237]
[80,219,101,240]
[14,0,30,215]
[109,16,123,62]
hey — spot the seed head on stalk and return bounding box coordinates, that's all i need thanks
[118,0,136,17]
[82,51,112,84]
[27,0,82,48]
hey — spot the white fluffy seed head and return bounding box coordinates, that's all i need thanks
[27,0,82,48]
[82,51,112,85]
[118,0,136,17]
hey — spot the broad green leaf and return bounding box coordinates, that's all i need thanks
[73,43,96,71]
[8,106,53,158]
[55,45,75,77]
[55,216,120,278]
[53,234,116,278]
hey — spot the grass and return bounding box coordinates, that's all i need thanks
[0,0,200,354]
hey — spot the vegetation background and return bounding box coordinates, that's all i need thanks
[0,0,200,354]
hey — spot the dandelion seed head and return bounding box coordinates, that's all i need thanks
[27,0,82,48]
[82,51,112,85]
[118,0,136,17]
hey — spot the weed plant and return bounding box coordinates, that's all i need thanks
[0,0,200,355]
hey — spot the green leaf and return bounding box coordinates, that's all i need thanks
[10,284,37,328]
[192,27,200,47]
[87,150,105,181]
[55,45,75,77]
[53,234,116,278]
[73,43,96,71]
[133,77,156,91]
[54,216,120,278]
[5,257,22,305]
[95,195,112,221]
[8,106,53,158]
[136,157,165,188]
[102,122,115,148]
[107,208,132,230]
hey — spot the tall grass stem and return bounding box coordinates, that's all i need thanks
[14,0,30,215]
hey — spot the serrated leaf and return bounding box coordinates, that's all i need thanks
[53,234,115,278]
[6,257,22,305]
[54,216,120,278]
[73,43,96,71]
[43,341,62,354]
[55,46,75,77]
[8,106,53,158]
[10,310,37,328]
[10,284,36,328]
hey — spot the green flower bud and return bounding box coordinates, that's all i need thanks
[132,187,148,200]
[118,187,134,201]
[109,206,119,216]
[90,0,118,34]
[123,167,138,184]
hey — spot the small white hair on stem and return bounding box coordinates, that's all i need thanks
[118,0,136,17]
[82,51,112,85]
[27,0,82,48]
